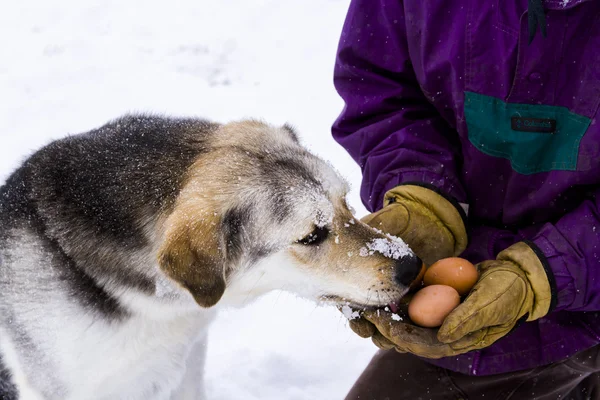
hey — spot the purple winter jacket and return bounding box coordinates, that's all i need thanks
[332,0,600,375]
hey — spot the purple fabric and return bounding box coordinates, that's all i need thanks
[332,0,600,375]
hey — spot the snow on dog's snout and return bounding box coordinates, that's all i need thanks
[359,230,413,260]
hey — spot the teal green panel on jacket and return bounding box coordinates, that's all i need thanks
[464,92,591,175]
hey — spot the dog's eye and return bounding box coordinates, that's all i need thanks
[297,226,329,246]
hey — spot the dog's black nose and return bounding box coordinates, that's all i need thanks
[393,255,423,287]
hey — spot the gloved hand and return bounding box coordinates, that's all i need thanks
[361,185,467,266]
[437,241,554,347]
[361,309,487,358]
[353,242,555,358]
[347,292,483,357]
[348,184,468,342]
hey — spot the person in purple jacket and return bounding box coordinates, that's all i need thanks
[333,0,600,398]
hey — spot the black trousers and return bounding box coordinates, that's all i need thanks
[346,346,600,400]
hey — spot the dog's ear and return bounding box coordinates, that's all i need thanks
[281,123,300,143]
[158,207,226,308]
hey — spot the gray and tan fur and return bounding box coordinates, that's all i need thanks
[0,115,421,399]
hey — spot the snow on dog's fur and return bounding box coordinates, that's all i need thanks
[0,115,421,399]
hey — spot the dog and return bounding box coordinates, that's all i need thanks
[0,115,422,400]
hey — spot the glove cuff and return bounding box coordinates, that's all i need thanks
[383,184,468,257]
[497,241,557,320]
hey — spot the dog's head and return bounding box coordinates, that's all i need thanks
[157,120,422,309]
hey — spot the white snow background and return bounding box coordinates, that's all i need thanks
[0,0,378,399]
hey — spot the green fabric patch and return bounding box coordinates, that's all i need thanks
[464,92,591,174]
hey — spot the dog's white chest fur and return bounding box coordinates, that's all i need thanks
[61,313,213,400]
[0,232,216,400]
[2,291,215,400]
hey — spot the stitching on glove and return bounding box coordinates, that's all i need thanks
[441,273,526,338]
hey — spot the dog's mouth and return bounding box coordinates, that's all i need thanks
[320,294,366,309]
[388,301,399,313]
[321,291,409,313]
[320,262,426,311]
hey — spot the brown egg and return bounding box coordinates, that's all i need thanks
[408,285,460,328]
[423,257,478,296]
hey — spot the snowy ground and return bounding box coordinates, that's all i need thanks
[0,1,377,399]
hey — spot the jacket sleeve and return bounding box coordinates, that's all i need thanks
[332,0,466,212]
[529,193,600,312]
[464,196,600,313]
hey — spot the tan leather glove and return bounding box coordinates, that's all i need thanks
[356,242,555,358]
[348,184,469,343]
[361,185,468,266]
[436,242,554,346]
